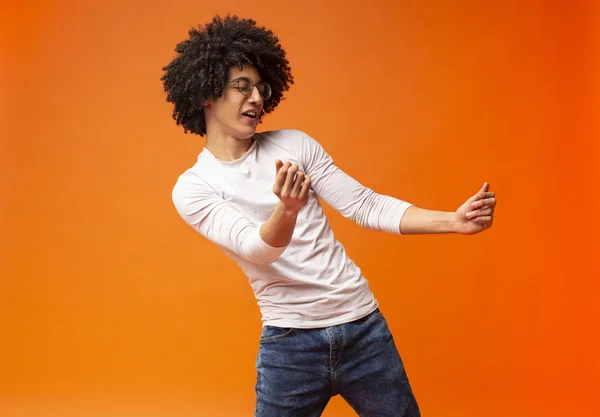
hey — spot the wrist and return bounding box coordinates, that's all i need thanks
[433,210,459,233]
[275,201,300,218]
[449,211,461,233]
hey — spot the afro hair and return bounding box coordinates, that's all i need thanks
[161,15,294,136]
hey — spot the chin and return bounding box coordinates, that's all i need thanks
[235,126,257,140]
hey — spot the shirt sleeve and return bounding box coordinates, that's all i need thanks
[299,131,413,234]
[172,173,287,264]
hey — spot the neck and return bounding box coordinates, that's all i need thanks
[205,131,254,161]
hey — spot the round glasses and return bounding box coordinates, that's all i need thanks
[229,77,272,101]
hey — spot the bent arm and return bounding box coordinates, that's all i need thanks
[259,202,300,248]
[172,174,295,264]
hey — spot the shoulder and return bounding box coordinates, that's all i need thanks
[255,128,322,151]
[171,164,218,206]
[255,128,307,142]
[172,150,222,190]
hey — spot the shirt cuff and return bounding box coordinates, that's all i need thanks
[391,202,413,235]
[246,227,289,264]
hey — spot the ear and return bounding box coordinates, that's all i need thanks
[202,98,212,108]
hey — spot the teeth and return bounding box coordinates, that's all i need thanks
[244,111,256,117]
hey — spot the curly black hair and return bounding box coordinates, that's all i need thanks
[161,15,294,136]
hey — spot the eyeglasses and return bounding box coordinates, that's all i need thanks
[229,77,272,101]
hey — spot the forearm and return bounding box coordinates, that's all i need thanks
[259,202,299,247]
[399,206,458,235]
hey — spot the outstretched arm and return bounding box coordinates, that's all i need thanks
[399,182,496,235]
[297,131,496,236]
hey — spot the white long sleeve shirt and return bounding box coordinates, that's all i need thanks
[172,129,412,328]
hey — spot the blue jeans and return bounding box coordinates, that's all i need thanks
[255,308,420,416]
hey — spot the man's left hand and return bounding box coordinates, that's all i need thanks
[454,182,497,235]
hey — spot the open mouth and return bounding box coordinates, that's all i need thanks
[242,111,258,119]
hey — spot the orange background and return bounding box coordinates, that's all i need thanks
[2,0,599,416]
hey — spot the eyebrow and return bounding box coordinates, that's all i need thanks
[230,76,262,83]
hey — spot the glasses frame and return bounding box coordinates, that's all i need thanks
[229,77,272,101]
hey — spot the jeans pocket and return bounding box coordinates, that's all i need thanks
[260,326,294,343]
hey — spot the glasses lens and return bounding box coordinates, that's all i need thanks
[258,82,272,100]
[237,78,253,96]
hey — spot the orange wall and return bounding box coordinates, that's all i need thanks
[2,1,599,416]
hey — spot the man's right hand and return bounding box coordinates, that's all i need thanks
[273,160,311,214]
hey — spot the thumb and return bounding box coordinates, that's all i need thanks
[275,159,283,174]
[479,182,489,193]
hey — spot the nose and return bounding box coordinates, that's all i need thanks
[248,85,263,106]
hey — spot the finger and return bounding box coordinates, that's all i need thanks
[299,175,311,200]
[277,161,291,175]
[273,162,291,193]
[471,197,497,209]
[468,190,493,203]
[275,159,283,174]
[282,164,298,196]
[473,191,495,201]
[466,207,493,218]
[291,171,305,197]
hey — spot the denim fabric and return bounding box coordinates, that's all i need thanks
[255,308,420,416]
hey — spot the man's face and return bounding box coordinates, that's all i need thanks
[204,63,270,140]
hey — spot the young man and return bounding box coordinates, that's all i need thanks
[162,15,496,417]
